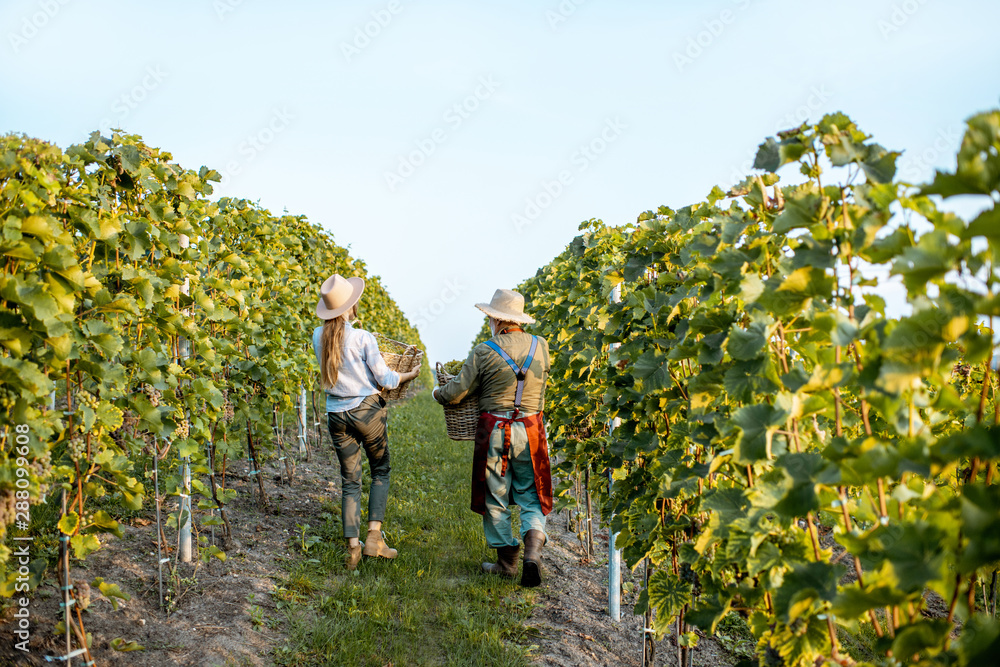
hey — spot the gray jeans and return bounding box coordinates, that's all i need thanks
[327,394,391,539]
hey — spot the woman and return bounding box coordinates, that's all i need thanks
[312,273,421,570]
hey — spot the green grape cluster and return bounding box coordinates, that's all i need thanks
[0,490,17,532]
[77,391,99,411]
[117,410,138,436]
[72,580,91,611]
[142,384,161,407]
[221,390,235,423]
[66,434,87,460]
[174,418,189,440]
[27,451,52,498]
[442,360,464,376]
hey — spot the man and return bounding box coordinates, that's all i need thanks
[433,288,553,587]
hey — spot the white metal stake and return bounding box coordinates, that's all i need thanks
[608,282,623,622]
[178,233,193,563]
[298,386,308,457]
[179,457,192,562]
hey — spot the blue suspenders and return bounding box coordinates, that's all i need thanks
[483,336,539,412]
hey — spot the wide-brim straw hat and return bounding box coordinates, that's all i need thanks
[475,288,536,324]
[316,274,365,320]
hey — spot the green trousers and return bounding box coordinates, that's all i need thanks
[327,394,391,539]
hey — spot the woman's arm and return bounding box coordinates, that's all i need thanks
[398,365,421,384]
[362,332,421,388]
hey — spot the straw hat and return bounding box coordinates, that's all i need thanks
[316,274,365,320]
[475,288,535,324]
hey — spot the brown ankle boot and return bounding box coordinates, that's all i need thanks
[345,544,363,571]
[482,545,520,578]
[362,529,398,559]
[521,530,546,587]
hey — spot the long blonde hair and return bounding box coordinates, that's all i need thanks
[319,304,356,389]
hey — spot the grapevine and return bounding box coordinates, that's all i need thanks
[0,128,428,635]
[506,109,1000,666]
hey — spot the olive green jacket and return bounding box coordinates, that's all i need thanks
[435,331,550,414]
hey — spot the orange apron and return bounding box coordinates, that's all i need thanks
[471,411,553,516]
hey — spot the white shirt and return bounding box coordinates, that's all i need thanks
[312,322,400,412]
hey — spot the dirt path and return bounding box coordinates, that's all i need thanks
[3,392,741,666]
[527,511,736,667]
[1,446,344,667]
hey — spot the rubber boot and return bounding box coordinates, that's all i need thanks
[521,530,546,587]
[482,545,520,578]
[362,529,398,559]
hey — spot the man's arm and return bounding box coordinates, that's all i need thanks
[435,347,480,405]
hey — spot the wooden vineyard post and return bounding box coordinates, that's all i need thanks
[584,466,593,559]
[153,439,165,611]
[246,421,268,507]
[608,282,622,622]
[60,490,73,666]
[642,558,655,667]
[311,390,323,456]
[272,404,294,485]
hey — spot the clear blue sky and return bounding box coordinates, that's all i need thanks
[2,0,998,362]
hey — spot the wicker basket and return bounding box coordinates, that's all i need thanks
[375,334,424,401]
[436,362,480,440]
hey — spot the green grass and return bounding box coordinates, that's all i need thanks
[274,390,538,667]
[715,612,756,661]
